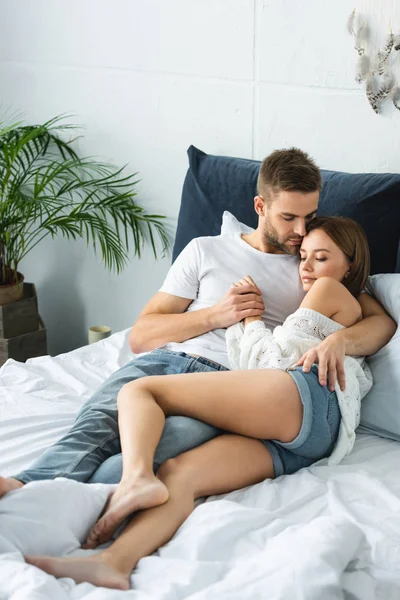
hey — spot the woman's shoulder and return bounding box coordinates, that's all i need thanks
[302,277,362,328]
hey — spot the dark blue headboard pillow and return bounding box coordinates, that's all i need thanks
[173,146,400,275]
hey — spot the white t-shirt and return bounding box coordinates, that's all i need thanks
[159,233,305,368]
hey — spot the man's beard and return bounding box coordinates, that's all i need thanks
[263,223,301,255]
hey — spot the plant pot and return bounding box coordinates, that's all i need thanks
[0,272,25,306]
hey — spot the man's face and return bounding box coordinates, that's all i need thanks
[261,190,319,255]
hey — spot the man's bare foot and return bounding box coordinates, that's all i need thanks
[25,553,131,590]
[0,476,23,498]
[84,474,169,549]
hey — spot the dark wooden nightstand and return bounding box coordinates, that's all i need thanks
[0,284,47,366]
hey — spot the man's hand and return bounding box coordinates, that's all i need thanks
[210,275,264,329]
[295,332,346,392]
[233,276,264,327]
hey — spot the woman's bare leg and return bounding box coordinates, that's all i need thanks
[84,367,301,546]
[25,433,274,590]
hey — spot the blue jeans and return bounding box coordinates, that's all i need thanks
[262,365,341,477]
[15,349,228,485]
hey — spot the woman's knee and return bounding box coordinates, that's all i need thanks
[117,377,151,407]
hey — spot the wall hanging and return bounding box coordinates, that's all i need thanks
[348,9,400,114]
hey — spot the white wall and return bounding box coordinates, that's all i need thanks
[1,0,399,354]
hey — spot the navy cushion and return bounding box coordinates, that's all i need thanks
[173,146,400,275]
[397,241,400,273]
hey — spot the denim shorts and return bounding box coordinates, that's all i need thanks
[262,364,341,478]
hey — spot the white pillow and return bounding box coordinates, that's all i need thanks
[221,211,255,235]
[359,273,400,440]
[0,478,113,556]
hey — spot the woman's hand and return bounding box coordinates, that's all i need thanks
[295,332,346,392]
[232,276,264,326]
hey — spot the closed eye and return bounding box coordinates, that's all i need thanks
[300,257,327,262]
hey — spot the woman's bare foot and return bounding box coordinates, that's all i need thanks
[84,474,169,549]
[0,476,23,498]
[25,553,131,590]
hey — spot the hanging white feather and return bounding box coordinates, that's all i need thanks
[347,9,356,36]
[393,85,400,111]
[355,54,370,83]
[380,32,394,62]
[354,22,367,55]
[372,51,387,75]
[366,75,379,113]
[370,51,381,75]
[371,33,394,75]
[376,71,396,101]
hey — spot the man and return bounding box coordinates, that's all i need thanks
[0,148,395,497]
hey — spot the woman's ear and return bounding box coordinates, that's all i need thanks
[344,265,352,278]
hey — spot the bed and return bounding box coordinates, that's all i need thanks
[1,147,400,599]
[1,329,400,599]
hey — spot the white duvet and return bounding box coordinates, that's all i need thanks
[1,330,400,599]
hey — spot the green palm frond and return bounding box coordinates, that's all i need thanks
[0,115,170,285]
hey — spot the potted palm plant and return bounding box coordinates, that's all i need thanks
[0,115,170,305]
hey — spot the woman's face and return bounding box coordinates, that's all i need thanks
[299,228,351,292]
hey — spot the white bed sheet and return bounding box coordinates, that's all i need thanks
[1,331,400,599]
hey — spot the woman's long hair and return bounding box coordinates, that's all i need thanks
[305,216,370,298]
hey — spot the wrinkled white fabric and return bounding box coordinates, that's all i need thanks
[1,328,399,599]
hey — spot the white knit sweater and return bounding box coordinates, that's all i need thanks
[226,308,373,465]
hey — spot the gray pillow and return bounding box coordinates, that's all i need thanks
[358,274,400,440]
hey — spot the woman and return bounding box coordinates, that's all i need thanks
[25,216,373,590]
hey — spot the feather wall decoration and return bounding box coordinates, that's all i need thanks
[376,71,396,101]
[355,54,370,83]
[347,9,356,36]
[366,75,379,113]
[372,32,394,75]
[393,85,400,111]
[348,11,399,115]
[354,22,368,55]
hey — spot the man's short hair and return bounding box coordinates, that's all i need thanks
[257,148,322,205]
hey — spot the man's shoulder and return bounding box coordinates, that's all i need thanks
[191,233,238,249]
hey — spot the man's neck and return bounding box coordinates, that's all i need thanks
[241,231,287,255]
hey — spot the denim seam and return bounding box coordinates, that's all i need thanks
[327,392,339,441]
[277,369,313,450]
[182,358,197,373]
[62,432,119,476]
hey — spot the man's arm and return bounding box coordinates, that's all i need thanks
[129,285,265,354]
[335,292,396,356]
[297,293,396,392]
[129,292,212,353]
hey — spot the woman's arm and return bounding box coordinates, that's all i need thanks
[226,319,279,370]
[299,277,362,328]
[297,288,396,391]
[227,275,278,369]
